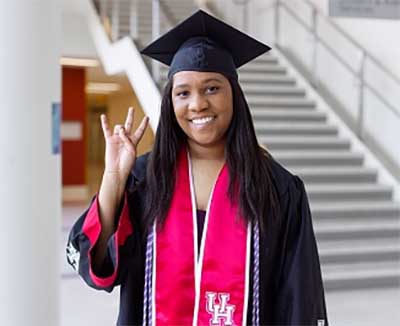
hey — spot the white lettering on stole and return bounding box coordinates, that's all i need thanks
[66,241,80,272]
[205,292,236,326]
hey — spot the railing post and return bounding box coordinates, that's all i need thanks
[130,0,139,40]
[274,0,280,46]
[232,0,251,33]
[100,0,107,26]
[243,0,249,32]
[358,51,366,140]
[111,0,120,41]
[152,0,161,84]
[311,6,318,88]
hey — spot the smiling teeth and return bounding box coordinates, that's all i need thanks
[191,116,215,124]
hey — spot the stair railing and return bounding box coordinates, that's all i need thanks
[273,0,400,180]
[93,0,177,84]
[152,0,161,84]
[232,0,252,31]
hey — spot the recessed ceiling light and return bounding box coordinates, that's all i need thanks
[60,57,99,67]
[86,82,121,94]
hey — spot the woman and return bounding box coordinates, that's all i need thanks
[67,10,328,326]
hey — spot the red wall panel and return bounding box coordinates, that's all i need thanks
[61,67,86,185]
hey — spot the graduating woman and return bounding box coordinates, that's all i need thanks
[67,10,329,326]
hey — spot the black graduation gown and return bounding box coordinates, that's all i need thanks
[66,152,329,325]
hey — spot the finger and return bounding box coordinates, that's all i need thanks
[100,114,112,138]
[119,128,136,154]
[113,124,123,135]
[131,116,149,146]
[124,107,134,134]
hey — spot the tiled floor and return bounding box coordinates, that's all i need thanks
[62,204,400,326]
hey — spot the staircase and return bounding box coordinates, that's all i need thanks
[117,0,198,48]
[97,0,400,291]
[239,54,400,291]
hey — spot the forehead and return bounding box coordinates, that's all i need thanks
[172,71,227,88]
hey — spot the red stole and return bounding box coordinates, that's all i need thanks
[153,147,250,325]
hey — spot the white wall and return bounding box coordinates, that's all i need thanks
[309,0,400,78]
[62,0,97,58]
[62,12,97,58]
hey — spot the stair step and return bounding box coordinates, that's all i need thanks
[260,136,350,150]
[322,261,400,290]
[135,10,192,18]
[161,62,295,73]
[135,19,153,27]
[239,74,296,85]
[164,8,198,17]
[311,201,400,218]
[312,214,400,225]
[252,109,326,122]
[158,74,295,86]
[274,151,364,166]
[292,166,377,183]
[248,97,316,108]
[243,85,305,97]
[305,183,393,201]
[315,218,400,240]
[238,65,287,74]
[319,238,400,264]
[137,25,154,33]
[243,57,279,65]
[255,122,338,136]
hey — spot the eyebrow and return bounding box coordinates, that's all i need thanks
[173,78,224,90]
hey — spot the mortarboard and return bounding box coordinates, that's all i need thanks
[140,10,271,80]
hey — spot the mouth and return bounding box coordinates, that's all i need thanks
[189,116,216,126]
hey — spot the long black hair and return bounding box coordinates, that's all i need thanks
[141,75,281,235]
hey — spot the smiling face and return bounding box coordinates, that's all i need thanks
[171,71,233,149]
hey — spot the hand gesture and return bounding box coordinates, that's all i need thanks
[100,107,149,184]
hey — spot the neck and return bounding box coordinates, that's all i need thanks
[187,139,225,162]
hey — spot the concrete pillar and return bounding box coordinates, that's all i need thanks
[0,0,61,325]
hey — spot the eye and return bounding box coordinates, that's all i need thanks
[206,86,219,94]
[176,90,189,98]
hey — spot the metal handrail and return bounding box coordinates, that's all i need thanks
[232,0,252,30]
[159,0,178,26]
[92,0,178,83]
[303,0,400,88]
[276,0,400,137]
[280,3,359,77]
[93,0,177,40]
[366,81,400,120]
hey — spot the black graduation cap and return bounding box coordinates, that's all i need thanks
[141,10,271,80]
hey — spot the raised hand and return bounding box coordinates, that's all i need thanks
[100,107,149,185]
[93,108,149,269]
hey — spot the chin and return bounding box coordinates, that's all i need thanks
[190,135,224,147]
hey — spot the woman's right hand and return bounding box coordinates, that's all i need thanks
[101,107,149,187]
[93,108,149,269]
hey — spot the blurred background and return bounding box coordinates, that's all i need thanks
[1,0,399,325]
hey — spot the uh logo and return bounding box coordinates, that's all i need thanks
[205,292,236,326]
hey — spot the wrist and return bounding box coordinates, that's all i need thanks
[100,173,126,202]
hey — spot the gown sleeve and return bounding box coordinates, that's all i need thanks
[274,175,329,325]
[65,159,146,293]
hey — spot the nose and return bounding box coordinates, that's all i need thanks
[188,93,208,113]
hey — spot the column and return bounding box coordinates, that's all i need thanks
[0,0,61,325]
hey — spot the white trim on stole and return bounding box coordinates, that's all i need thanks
[151,151,250,326]
[188,151,250,326]
[152,223,156,326]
